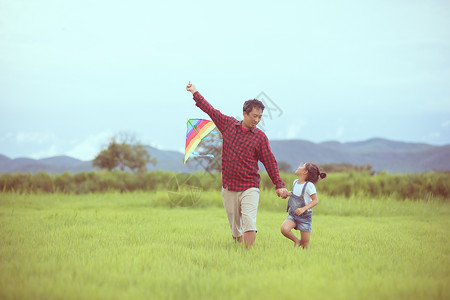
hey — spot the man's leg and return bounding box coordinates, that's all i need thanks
[233,236,243,243]
[243,230,256,249]
[240,188,260,249]
[222,187,243,241]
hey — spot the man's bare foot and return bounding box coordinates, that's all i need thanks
[294,240,301,248]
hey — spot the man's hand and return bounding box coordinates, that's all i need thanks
[276,188,291,199]
[186,81,197,94]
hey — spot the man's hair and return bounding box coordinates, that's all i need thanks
[243,99,265,114]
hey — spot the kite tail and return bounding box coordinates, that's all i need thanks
[201,137,223,141]
[191,153,215,158]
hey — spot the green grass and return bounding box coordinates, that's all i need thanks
[0,192,449,300]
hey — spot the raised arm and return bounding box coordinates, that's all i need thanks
[185,82,234,132]
[186,81,197,94]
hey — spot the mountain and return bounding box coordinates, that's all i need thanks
[0,146,202,174]
[144,146,200,172]
[0,138,449,174]
[0,155,94,174]
[269,138,450,173]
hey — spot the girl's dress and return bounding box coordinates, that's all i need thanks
[286,180,313,232]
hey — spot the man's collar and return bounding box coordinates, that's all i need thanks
[235,120,255,132]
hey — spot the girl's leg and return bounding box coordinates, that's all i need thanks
[299,231,311,249]
[281,219,301,247]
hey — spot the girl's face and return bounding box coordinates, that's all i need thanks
[295,163,308,178]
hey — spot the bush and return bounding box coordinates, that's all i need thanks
[31,172,54,193]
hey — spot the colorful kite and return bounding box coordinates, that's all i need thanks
[184,119,220,163]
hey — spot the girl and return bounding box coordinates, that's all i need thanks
[281,163,326,249]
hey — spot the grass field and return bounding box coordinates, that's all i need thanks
[1,192,449,300]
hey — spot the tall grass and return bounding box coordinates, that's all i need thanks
[0,193,448,300]
[1,170,449,200]
[4,190,447,217]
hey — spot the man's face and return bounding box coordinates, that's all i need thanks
[242,107,263,129]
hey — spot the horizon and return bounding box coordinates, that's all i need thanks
[1,136,448,161]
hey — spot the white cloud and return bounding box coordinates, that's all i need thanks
[428,132,441,139]
[336,126,345,138]
[67,131,113,161]
[30,145,60,159]
[0,133,13,143]
[15,132,56,144]
[286,125,300,139]
[149,142,164,149]
[285,120,308,139]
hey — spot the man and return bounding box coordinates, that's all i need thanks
[186,83,290,249]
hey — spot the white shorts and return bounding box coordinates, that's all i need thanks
[222,187,260,238]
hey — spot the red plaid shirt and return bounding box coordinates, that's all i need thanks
[193,91,286,192]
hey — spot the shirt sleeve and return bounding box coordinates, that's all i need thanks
[258,134,286,190]
[193,91,234,132]
[306,183,317,196]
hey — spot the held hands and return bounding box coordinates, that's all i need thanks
[186,81,197,94]
[276,188,291,199]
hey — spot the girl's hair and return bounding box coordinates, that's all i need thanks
[305,163,327,184]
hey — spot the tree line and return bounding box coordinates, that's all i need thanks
[0,170,448,200]
[2,133,448,199]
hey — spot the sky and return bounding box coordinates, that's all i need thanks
[1,0,449,161]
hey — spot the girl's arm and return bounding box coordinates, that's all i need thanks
[294,193,319,216]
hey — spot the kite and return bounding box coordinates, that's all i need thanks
[184,118,221,163]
